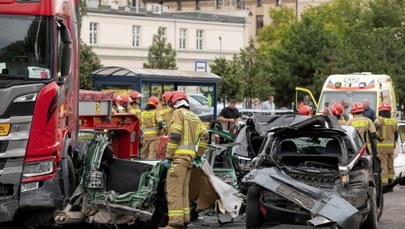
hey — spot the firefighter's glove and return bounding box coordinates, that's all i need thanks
[158,121,167,130]
[162,158,171,169]
[194,156,202,164]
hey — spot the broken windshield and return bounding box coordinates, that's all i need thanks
[0,15,53,80]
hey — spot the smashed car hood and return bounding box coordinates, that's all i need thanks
[243,167,361,229]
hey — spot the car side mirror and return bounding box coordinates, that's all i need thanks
[58,20,72,84]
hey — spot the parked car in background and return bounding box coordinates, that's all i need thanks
[188,96,213,122]
[188,93,209,105]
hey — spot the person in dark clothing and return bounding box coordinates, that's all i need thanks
[363,99,376,122]
[219,99,240,130]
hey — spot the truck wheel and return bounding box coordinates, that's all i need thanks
[361,187,378,229]
[246,186,263,229]
[67,155,76,196]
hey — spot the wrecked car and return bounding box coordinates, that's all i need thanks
[54,134,242,228]
[243,115,383,229]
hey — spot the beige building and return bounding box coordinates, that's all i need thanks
[143,0,331,40]
[82,2,249,71]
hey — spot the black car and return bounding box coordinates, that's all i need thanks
[242,115,383,229]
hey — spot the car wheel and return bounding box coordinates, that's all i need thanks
[246,186,263,229]
[360,187,378,229]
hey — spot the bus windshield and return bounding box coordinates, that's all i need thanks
[318,91,377,113]
[0,15,53,80]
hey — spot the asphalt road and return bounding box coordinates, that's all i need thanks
[1,186,405,229]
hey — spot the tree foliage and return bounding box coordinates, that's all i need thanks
[259,0,405,108]
[80,40,102,89]
[210,56,245,104]
[143,27,177,69]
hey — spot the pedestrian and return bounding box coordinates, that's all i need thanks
[219,99,240,131]
[341,100,350,121]
[262,95,276,111]
[128,90,143,117]
[160,91,173,130]
[363,99,376,122]
[298,104,312,116]
[374,102,398,185]
[251,98,262,110]
[162,90,209,229]
[346,102,377,143]
[140,96,166,160]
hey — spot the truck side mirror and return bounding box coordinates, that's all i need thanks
[58,20,72,83]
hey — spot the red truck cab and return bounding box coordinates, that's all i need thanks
[0,0,79,224]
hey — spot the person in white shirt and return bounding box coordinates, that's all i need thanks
[262,95,276,111]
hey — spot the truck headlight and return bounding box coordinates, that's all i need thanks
[23,160,54,178]
[14,93,37,103]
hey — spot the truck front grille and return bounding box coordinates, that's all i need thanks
[0,141,8,153]
[0,183,13,196]
[4,102,35,116]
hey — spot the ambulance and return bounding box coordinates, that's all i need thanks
[296,72,397,117]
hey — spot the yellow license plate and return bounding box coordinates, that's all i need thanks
[0,123,11,136]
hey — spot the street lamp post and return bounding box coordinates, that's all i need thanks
[219,36,222,57]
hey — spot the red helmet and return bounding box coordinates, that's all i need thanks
[378,102,392,111]
[168,91,188,108]
[113,94,120,102]
[298,105,312,116]
[351,102,364,114]
[147,96,159,107]
[333,103,344,115]
[130,91,142,100]
[119,95,131,106]
[162,91,173,104]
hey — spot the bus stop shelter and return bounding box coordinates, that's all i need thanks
[91,66,221,120]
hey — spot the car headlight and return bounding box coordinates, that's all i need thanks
[14,93,37,103]
[23,160,53,178]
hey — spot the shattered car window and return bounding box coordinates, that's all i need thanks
[282,137,334,154]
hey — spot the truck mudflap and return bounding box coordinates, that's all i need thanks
[243,168,362,229]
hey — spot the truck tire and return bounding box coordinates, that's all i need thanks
[246,186,263,229]
[67,155,76,195]
[361,187,378,229]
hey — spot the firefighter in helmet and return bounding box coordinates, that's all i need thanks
[160,91,173,130]
[347,102,377,142]
[115,95,131,113]
[112,94,120,114]
[162,91,209,229]
[129,90,143,117]
[374,102,398,185]
[323,103,346,125]
[298,104,312,116]
[140,96,166,159]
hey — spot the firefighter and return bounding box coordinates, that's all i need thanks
[346,102,377,142]
[162,91,209,229]
[112,94,120,114]
[298,104,312,116]
[140,96,166,159]
[160,91,173,129]
[374,102,398,185]
[129,90,142,117]
[118,95,131,113]
[324,103,346,125]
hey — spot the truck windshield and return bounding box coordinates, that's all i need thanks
[0,15,53,80]
[318,91,377,113]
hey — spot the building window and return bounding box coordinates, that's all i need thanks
[256,15,264,34]
[196,29,204,50]
[216,0,222,9]
[89,22,98,45]
[257,0,262,7]
[160,27,167,42]
[132,26,141,47]
[179,28,187,49]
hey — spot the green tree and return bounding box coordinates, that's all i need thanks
[80,41,102,89]
[143,27,177,69]
[210,56,244,105]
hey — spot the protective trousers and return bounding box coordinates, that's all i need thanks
[140,137,158,160]
[378,147,395,185]
[166,156,193,227]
